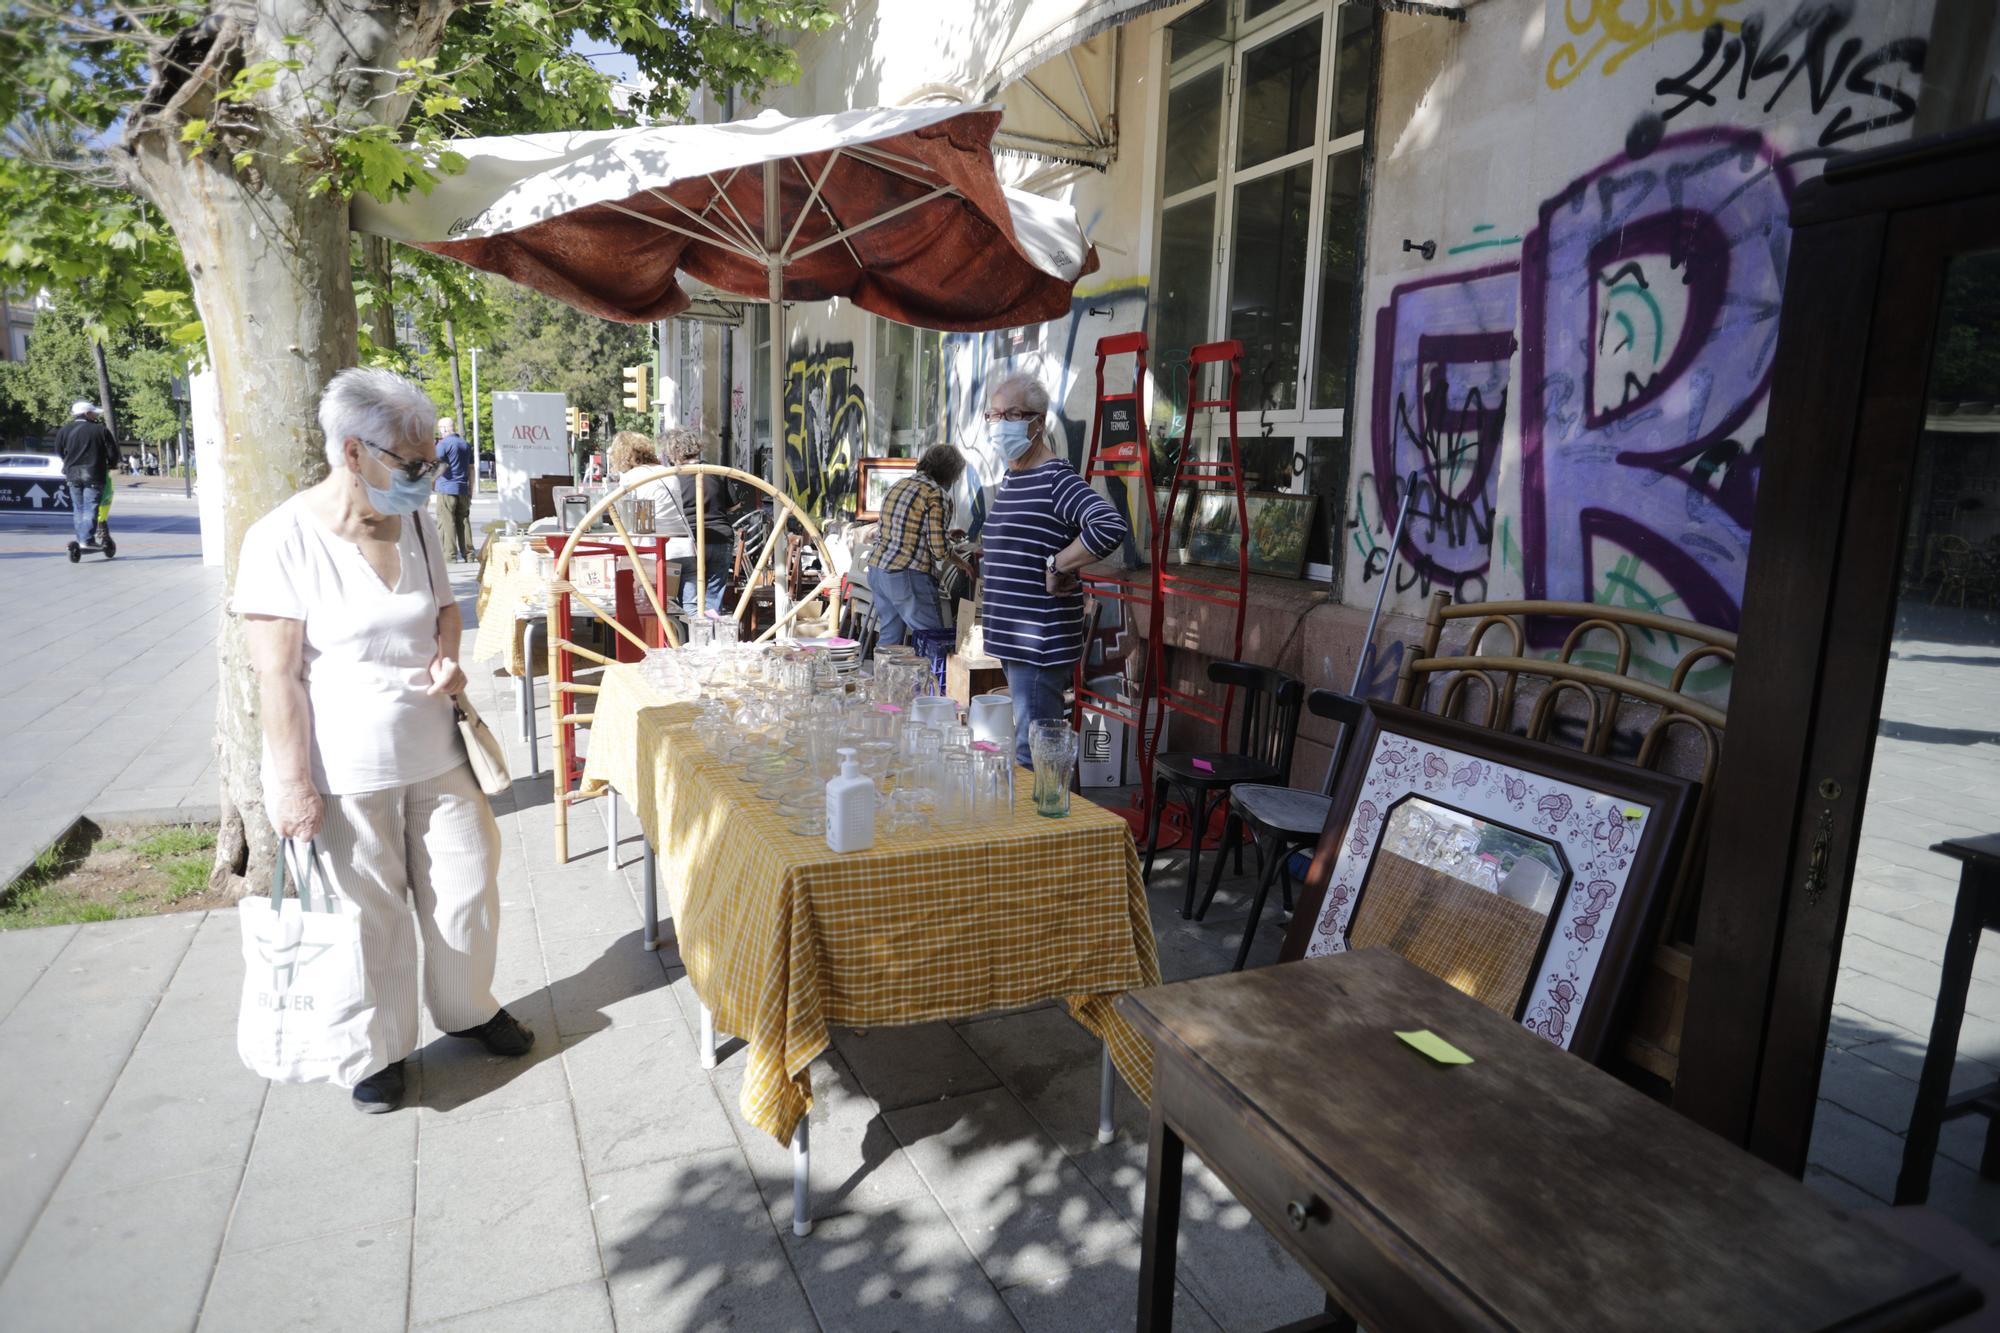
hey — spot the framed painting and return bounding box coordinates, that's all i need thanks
[1180,490,1319,578]
[1281,702,1696,1063]
[854,456,917,522]
[1151,487,1192,559]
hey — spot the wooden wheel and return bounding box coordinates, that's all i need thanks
[547,463,844,862]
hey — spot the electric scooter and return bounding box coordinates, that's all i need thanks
[68,479,117,562]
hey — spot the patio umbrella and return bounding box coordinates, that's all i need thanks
[351,102,1099,489]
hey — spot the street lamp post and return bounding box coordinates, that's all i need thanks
[469,347,482,489]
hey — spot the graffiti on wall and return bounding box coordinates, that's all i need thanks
[1358,125,1797,648]
[1651,2,1928,146]
[1548,1,1929,150]
[1520,125,1793,643]
[1365,263,1520,602]
[1547,0,1750,89]
[782,341,867,519]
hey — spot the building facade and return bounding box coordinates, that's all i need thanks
[662,0,1989,757]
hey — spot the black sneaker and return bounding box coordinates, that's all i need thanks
[352,1060,406,1114]
[448,1008,535,1057]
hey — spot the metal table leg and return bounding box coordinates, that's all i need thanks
[607,793,621,870]
[641,840,659,952]
[520,620,541,777]
[1099,1042,1117,1145]
[516,648,532,741]
[699,1002,717,1070]
[792,1118,813,1237]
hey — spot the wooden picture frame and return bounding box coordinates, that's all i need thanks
[1282,701,1696,1063]
[1180,490,1319,579]
[854,456,917,522]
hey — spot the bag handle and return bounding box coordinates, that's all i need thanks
[411,515,470,726]
[272,838,337,913]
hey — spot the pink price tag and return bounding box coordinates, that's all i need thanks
[971,741,999,753]
[1191,758,1215,772]
[875,704,903,714]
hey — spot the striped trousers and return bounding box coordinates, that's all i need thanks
[316,762,502,1077]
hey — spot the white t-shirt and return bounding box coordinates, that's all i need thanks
[231,494,461,797]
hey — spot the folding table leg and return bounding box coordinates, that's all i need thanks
[516,656,531,741]
[792,1119,813,1237]
[641,841,659,952]
[1099,1043,1117,1145]
[699,1003,717,1070]
[521,622,541,777]
[607,795,621,870]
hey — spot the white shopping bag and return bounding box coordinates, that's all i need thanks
[236,840,377,1088]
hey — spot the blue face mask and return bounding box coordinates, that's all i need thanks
[991,417,1037,462]
[361,469,434,516]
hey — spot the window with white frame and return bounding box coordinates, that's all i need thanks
[870,320,944,455]
[1155,0,1375,582]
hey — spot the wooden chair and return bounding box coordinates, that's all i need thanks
[1393,592,1733,1085]
[1141,660,1305,920]
[1194,687,1366,971]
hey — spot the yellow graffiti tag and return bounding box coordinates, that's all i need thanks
[1545,0,1745,90]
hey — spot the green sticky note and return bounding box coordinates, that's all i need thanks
[1396,1029,1473,1065]
[1623,806,1645,819]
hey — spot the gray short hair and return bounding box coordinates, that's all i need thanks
[660,427,711,465]
[318,368,438,469]
[987,369,1050,417]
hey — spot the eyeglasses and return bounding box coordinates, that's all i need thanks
[982,408,1039,423]
[360,439,444,483]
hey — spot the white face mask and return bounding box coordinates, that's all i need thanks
[991,416,1037,461]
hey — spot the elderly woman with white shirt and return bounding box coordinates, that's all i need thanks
[234,367,531,1115]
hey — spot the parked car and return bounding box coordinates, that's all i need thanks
[0,452,62,478]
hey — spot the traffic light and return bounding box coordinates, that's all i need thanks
[565,405,581,437]
[621,364,651,413]
[576,410,591,437]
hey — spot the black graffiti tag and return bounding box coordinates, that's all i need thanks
[1654,4,1926,148]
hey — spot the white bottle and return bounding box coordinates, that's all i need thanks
[825,746,876,853]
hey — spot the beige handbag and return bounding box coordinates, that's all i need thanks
[416,522,511,795]
[452,691,510,796]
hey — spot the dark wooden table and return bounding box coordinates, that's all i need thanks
[1122,949,1980,1332]
[1898,833,2000,1205]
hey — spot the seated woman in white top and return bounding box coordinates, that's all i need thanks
[233,367,532,1116]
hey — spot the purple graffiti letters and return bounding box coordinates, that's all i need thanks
[1369,262,1520,597]
[1520,127,1794,643]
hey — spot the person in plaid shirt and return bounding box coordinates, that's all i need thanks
[870,442,970,645]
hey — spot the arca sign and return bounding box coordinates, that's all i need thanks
[511,424,553,441]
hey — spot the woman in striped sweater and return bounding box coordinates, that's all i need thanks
[976,371,1130,765]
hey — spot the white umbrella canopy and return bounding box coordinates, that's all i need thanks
[353,102,1099,491]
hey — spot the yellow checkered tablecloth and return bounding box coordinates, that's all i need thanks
[578,664,1162,1144]
[472,539,546,677]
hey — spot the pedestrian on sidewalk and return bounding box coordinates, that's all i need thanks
[234,368,533,1115]
[976,371,1129,766]
[870,441,971,647]
[55,400,118,559]
[432,415,475,562]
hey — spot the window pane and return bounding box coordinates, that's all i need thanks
[873,321,917,450]
[1168,0,1226,66]
[752,305,771,451]
[1164,68,1224,197]
[1304,435,1344,578]
[1157,197,1217,423]
[1228,163,1313,413]
[1236,18,1321,170]
[1312,150,1366,411]
[918,330,943,439]
[1331,3,1374,140]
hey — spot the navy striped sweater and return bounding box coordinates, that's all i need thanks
[979,458,1129,669]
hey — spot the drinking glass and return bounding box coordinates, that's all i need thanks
[938,745,975,825]
[1030,721,1078,818]
[708,616,740,648]
[972,744,1014,822]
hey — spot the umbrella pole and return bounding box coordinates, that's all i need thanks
[765,160,792,636]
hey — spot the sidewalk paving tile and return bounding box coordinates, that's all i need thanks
[223,1080,417,1256]
[200,1220,411,1333]
[408,1100,600,1324]
[411,1278,614,1333]
[58,1034,265,1197]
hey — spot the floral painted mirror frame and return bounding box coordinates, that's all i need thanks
[1282,702,1697,1063]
